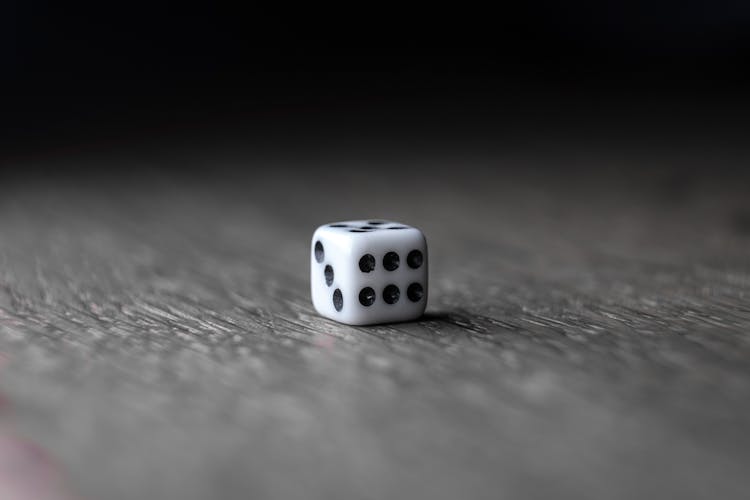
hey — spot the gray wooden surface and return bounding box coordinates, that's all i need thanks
[1,150,749,500]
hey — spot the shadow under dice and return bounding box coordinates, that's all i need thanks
[310,220,428,325]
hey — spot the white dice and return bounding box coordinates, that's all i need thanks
[310,220,428,325]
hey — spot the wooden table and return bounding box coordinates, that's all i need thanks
[1,141,749,499]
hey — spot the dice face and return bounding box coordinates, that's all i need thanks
[310,220,428,325]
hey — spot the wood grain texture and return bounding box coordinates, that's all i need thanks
[0,154,749,500]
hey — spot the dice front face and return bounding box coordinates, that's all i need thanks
[310,220,428,325]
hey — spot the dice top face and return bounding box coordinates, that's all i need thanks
[311,220,428,325]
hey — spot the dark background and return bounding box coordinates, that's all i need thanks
[2,2,750,171]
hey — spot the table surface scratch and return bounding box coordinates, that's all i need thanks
[1,152,749,500]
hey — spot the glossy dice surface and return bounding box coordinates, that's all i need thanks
[310,220,428,325]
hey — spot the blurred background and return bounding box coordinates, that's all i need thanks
[2,2,749,174]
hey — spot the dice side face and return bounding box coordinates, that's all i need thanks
[310,225,360,324]
[310,220,428,325]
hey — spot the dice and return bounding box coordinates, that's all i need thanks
[310,220,428,325]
